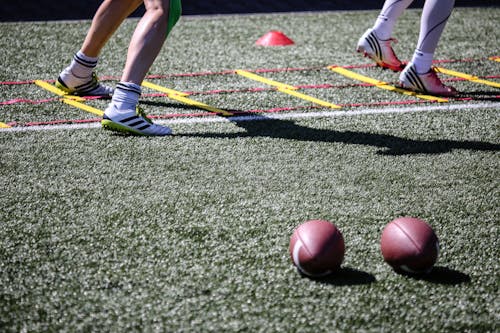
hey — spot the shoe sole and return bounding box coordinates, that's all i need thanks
[101,119,146,136]
[101,119,172,136]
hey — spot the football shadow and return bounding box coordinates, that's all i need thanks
[398,266,471,285]
[302,267,376,286]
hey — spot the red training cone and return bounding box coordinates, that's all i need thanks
[255,30,295,46]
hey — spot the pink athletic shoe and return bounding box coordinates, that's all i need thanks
[399,63,458,97]
[356,28,404,72]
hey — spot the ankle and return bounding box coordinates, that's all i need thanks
[111,82,141,111]
[411,50,434,74]
[372,15,396,40]
[69,51,99,78]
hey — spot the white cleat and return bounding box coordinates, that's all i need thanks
[399,63,458,97]
[101,104,172,136]
[356,28,404,72]
[56,70,114,97]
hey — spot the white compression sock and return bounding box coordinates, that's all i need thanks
[411,50,434,73]
[58,51,99,88]
[373,0,414,40]
[416,0,455,53]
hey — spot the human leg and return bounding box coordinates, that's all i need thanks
[400,0,457,96]
[356,0,414,71]
[412,0,455,72]
[102,0,182,136]
[80,0,144,58]
[57,0,143,96]
[120,0,180,85]
[373,0,415,39]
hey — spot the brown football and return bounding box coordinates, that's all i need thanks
[289,220,345,277]
[380,217,439,274]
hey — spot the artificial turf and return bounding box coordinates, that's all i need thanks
[0,7,499,332]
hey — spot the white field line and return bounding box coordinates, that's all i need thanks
[1,102,498,133]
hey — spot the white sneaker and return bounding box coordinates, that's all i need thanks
[399,62,458,97]
[56,70,114,97]
[356,28,404,72]
[101,104,172,136]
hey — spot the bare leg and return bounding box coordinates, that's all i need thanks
[81,0,144,57]
[102,0,178,136]
[121,0,171,85]
[57,0,143,96]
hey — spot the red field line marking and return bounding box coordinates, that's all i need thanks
[7,95,499,128]
[1,76,498,107]
[0,97,59,105]
[2,57,498,127]
[1,57,495,86]
[3,75,498,107]
[1,80,36,85]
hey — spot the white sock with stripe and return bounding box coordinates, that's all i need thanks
[70,51,98,78]
[59,51,99,88]
[111,82,141,112]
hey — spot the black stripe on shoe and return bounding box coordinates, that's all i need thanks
[406,66,427,93]
[367,32,381,60]
[120,115,141,123]
[56,76,69,89]
[74,80,98,93]
[119,115,151,130]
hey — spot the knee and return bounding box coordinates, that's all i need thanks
[144,0,181,36]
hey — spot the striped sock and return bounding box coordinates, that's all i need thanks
[70,51,98,78]
[111,82,142,111]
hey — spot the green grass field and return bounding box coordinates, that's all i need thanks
[1,7,499,332]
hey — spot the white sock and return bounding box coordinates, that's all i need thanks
[70,51,99,78]
[111,82,141,111]
[59,51,99,88]
[411,50,434,73]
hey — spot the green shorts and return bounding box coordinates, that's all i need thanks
[167,0,182,37]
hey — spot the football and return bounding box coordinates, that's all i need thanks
[289,220,345,277]
[380,217,439,274]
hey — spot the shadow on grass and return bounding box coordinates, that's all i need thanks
[140,99,198,111]
[299,267,376,286]
[296,266,469,286]
[399,266,471,285]
[179,112,500,156]
[458,91,500,102]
